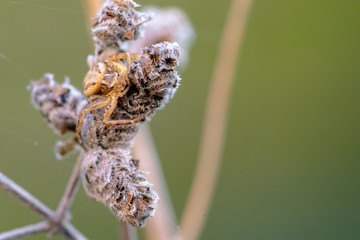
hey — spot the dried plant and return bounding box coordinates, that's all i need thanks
[29,0,180,230]
[0,0,252,239]
[79,41,180,227]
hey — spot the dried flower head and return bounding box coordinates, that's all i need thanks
[128,6,195,67]
[28,0,185,228]
[79,41,180,226]
[93,0,151,54]
[77,0,182,226]
[28,74,86,135]
[82,148,158,227]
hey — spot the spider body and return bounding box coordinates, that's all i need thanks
[76,52,148,144]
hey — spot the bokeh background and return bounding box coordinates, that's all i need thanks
[1,0,360,239]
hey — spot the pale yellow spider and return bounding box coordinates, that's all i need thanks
[75,52,150,144]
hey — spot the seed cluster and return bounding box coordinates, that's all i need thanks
[79,41,180,227]
[80,42,180,150]
[93,0,151,55]
[28,74,86,135]
[29,0,182,227]
[82,148,158,227]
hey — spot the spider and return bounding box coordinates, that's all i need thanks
[76,52,150,144]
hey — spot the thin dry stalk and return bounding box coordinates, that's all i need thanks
[134,126,177,240]
[0,173,55,220]
[178,0,253,239]
[83,0,103,28]
[119,223,138,240]
[55,150,85,224]
[0,172,87,240]
[0,221,50,240]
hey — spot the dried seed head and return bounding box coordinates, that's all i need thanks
[93,0,151,54]
[78,42,180,226]
[28,0,187,228]
[128,7,195,68]
[80,42,181,150]
[28,74,86,135]
[81,148,158,227]
[129,41,181,108]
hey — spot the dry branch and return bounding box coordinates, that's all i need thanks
[178,0,253,239]
[0,172,87,240]
[55,151,85,226]
[0,221,50,240]
[134,126,177,240]
[119,222,138,240]
[83,0,103,28]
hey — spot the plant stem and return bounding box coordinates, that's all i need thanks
[0,221,50,240]
[55,150,85,224]
[83,0,103,28]
[119,222,138,240]
[0,172,87,240]
[134,125,177,240]
[178,0,253,239]
[0,172,55,220]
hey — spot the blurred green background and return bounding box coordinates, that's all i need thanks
[1,0,360,239]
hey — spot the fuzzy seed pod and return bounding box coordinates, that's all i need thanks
[93,0,151,53]
[79,41,180,227]
[81,148,158,227]
[80,41,181,150]
[128,6,195,68]
[28,0,185,228]
[28,74,86,135]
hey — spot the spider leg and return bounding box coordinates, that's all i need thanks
[106,53,140,94]
[88,94,108,103]
[102,91,121,126]
[90,111,102,119]
[104,106,152,127]
[108,52,131,71]
[88,95,107,118]
[75,96,112,144]
[108,52,139,72]
[129,53,140,62]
